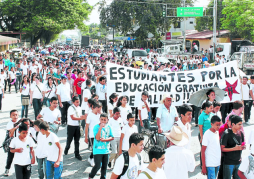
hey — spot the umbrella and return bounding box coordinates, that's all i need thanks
[40,50,49,55]
[47,56,58,60]
[79,54,87,57]
[60,51,69,55]
[45,45,52,48]
[189,87,225,107]
[90,53,100,57]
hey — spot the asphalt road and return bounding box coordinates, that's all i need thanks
[0,89,253,179]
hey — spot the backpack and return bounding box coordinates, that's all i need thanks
[117,151,141,179]
[88,85,96,96]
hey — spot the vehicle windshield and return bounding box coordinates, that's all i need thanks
[132,50,147,57]
[231,53,241,60]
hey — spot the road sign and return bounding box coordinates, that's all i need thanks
[177,7,203,17]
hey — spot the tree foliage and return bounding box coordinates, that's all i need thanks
[221,0,254,41]
[82,23,107,40]
[0,0,92,45]
[195,0,225,32]
[99,0,194,43]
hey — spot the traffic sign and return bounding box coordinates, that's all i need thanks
[177,7,203,17]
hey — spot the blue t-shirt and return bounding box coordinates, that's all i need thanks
[202,56,208,62]
[198,111,214,134]
[93,124,114,155]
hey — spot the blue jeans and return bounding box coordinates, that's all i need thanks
[37,157,46,179]
[21,95,29,118]
[223,164,240,179]
[46,160,63,179]
[207,166,220,179]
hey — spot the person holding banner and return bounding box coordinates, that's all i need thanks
[156,94,178,149]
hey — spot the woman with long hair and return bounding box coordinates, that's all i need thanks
[108,93,119,118]
[42,76,57,107]
[117,96,132,125]
[8,67,17,93]
[20,75,30,118]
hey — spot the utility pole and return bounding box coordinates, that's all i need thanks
[183,0,186,52]
[113,26,115,47]
[213,0,217,61]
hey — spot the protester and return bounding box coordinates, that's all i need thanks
[201,115,221,179]
[20,75,30,118]
[164,126,195,179]
[137,91,150,133]
[238,146,254,179]
[117,96,132,125]
[111,133,144,179]
[241,76,252,124]
[30,76,43,120]
[137,145,166,179]
[96,76,107,113]
[221,115,245,179]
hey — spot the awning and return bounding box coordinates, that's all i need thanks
[0,35,19,45]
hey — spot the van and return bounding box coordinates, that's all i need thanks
[125,49,147,60]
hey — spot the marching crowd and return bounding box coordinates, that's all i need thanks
[0,46,254,179]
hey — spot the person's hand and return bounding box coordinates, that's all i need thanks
[100,138,105,142]
[54,161,60,168]
[2,95,4,98]
[201,166,207,175]
[31,157,35,164]
[59,102,63,108]
[234,145,243,151]
[85,137,89,144]
[119,150,122,155]
[158,128,163,133]
[54,121,60,124]
[100,123,105,128]
[30,100,33,105]
[41,98,43,102]
[140,121,144,127]
[81,115,86,120]
[16,148,23,153]
[200,138,202,144]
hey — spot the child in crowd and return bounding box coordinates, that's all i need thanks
[119,113,138,154]
[85,102,102,167]
[238,146,254,179]
[108,107,123,168]
[10,124,35,179]
[201,115,222,179]
[138,91,150,133]
[4,109,20,176]
[34,119,47,179]
[137,145,166,179]
[88,113,114,179]
[117,96,132,125]
[111,133,144,179]
[39,121,63,179]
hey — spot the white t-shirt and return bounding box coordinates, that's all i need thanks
[96,83,107,100]
[0,82,3,94]
[30,65,38,74]
[121,124,138,151]
[31,83,43,99]
[45,132,63,162]
[137,167,167,179]
[108,117,124,138]
[43,84,56,99]
[9,136,35,166]
[21,83,30,95]
[250,84,254,96]
[86,112,100,138]
[239,155,254,179]
[21,64,29,75]
[119,105,132,125]
[67,105,82,126]
[248,129,254,145]
[202,130,221,167]
[35,132,47,159]
[138,101,149,120]
[40,107,61,123]
[81,88,91,110]
[242,84,250,100]
[8,71,15,79]
[113,153,144,179]
[56,83,71,102]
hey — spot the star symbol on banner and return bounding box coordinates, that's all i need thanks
[224,80,240,101]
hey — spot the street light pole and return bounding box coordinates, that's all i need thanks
[183,0,186,52]
[113,26,115,47]
[213,0,217,61]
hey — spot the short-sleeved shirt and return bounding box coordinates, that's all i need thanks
[40,107,61,123]
[119,105,132,125]
[73,78,85,95]
[108,117,124,138]
[9,136,35,166]
[121,124,138,151]
[67,105,82,126]
[81,88,91,110]
[138,100,149,120]
[198,111,214,134]
[156,104,178,132]
[45,132,63,162]
[96,83,107,100]
[56,83,71,102]
[86,112,100,138]
[93,124,114,155]
[221,129,244,165]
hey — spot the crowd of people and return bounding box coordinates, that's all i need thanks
[0,45,254,179]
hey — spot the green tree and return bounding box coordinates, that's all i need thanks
[99,0,194,43]
[0,0,92,46]
[195,0,225,32]
[221,0,254,41]
[82,23,107,39]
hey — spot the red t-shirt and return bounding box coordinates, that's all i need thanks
[73,78,85,95]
